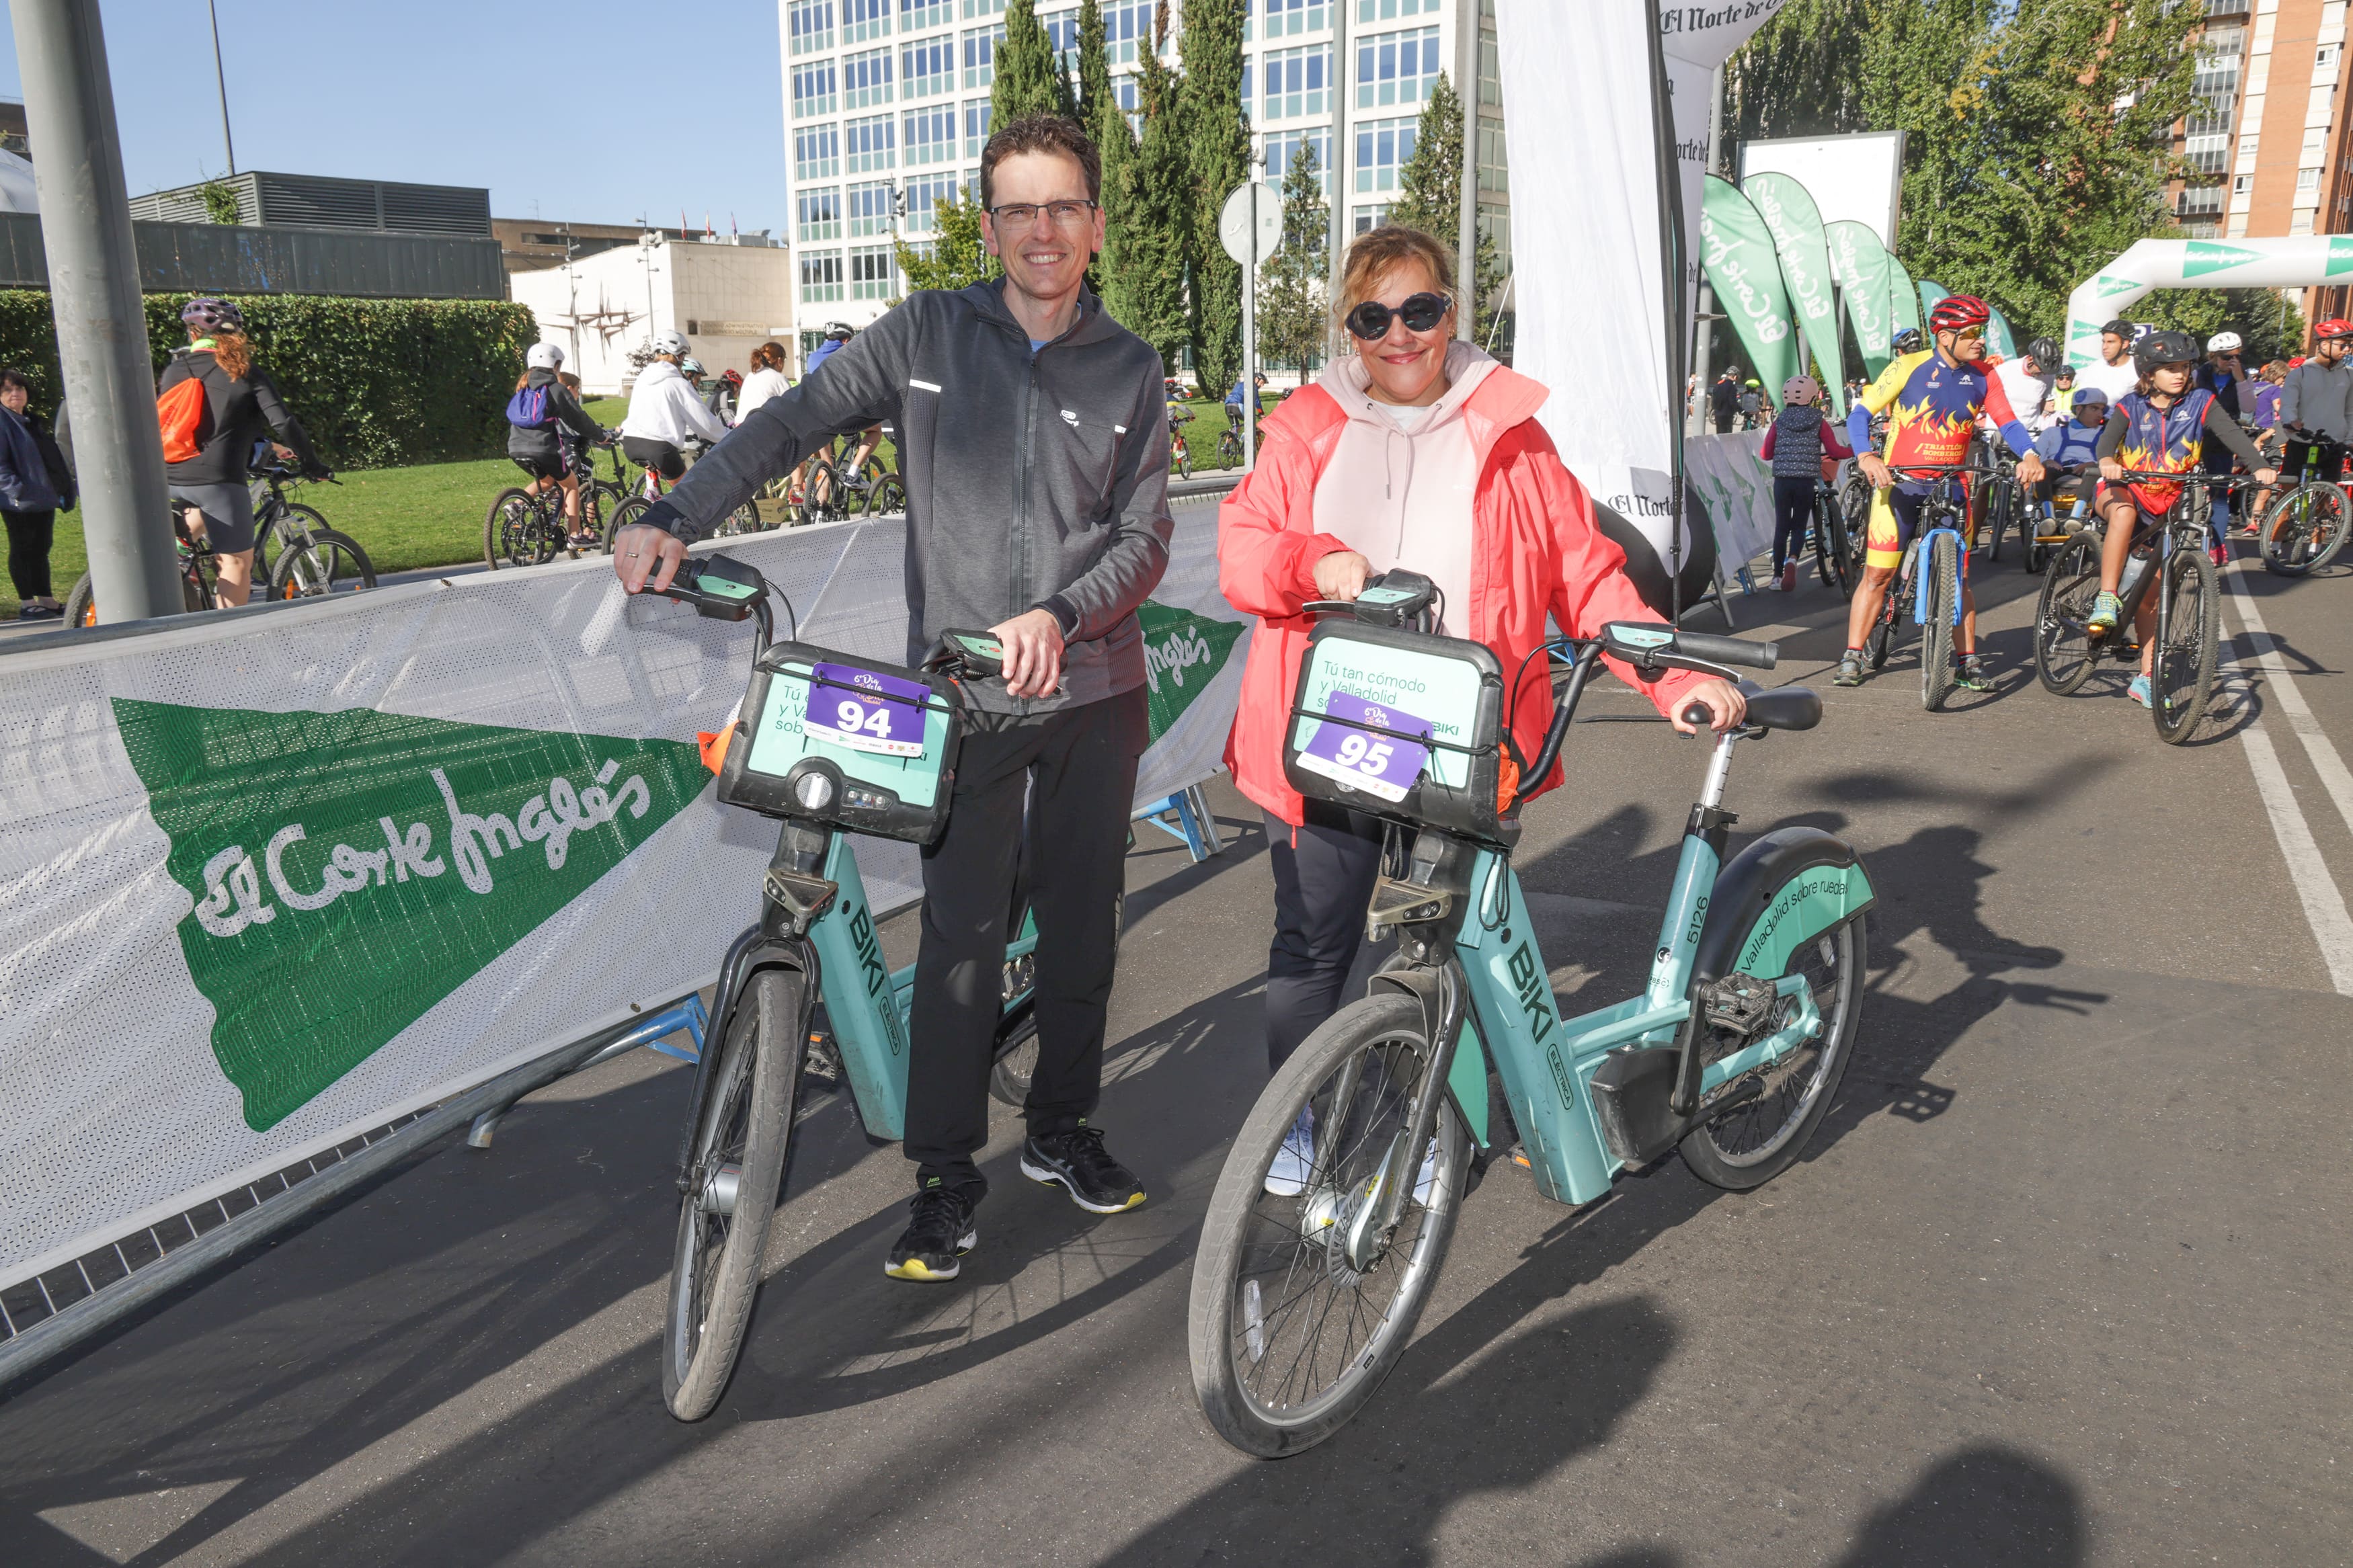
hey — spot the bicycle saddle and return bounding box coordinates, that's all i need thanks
[1738,680,1823,733]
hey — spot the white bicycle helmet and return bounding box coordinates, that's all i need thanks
[2207,331,2243,354]
[526,342,564,370]
[651,329,690,358]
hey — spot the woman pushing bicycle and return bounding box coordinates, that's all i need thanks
[1216,224,1747,1146]
[2086,328,2275,707]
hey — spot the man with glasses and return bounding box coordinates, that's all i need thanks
[1834,293,2044,691]
[2278,319,2353,500]
[612,114,1174,1284]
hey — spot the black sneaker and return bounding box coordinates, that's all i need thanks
[1021,1122,1146,1214]
[885,1181,978,1282]
[1833,650,1868,688]
[1954,655,1993,692]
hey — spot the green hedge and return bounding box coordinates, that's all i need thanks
[0,290,537,470]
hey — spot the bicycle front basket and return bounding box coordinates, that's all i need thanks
[1282,620,1511,844]
[718,641,964,844]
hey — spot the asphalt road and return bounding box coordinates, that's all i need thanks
[5,518,2352,1566]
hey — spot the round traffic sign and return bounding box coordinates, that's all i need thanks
[1218,182,1284,267]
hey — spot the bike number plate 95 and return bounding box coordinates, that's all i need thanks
[1292,692,1431,803]
[805,663,928,757]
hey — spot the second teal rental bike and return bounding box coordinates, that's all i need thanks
[1187,578,1876,1456]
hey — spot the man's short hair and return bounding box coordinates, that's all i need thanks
[980,114,1101,210]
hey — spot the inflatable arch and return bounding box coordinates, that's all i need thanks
[2065,236,2353,366]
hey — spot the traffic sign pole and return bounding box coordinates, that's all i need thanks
[1220,181,1283,473]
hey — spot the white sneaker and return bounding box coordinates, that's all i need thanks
[1264,1107,1314,1196]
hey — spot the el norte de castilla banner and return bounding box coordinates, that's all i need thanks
[0,515,1248,1296]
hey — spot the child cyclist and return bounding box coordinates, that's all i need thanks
[506,343,611,549]
[2087,328,2276,707]
[1760,373,1853,591]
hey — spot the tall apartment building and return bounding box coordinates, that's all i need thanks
[2177,0,2352,325]
[776,0,1509,362]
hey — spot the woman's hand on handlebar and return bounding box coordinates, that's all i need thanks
[1671,677,1747,737]
[1312,548,1371,603]
[614,523,686,593]
[990,606,1065,698]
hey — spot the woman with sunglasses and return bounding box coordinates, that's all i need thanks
[1218,224,1747,1159]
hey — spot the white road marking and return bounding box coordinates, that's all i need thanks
[2223,568,2353,994]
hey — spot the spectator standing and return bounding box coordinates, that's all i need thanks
[0,368,69,619]
[1709,368,1740,434]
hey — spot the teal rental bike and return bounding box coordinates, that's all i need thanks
[637,554,1043,1421]
[1187,577,1874,1456]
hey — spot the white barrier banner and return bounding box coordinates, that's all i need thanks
[0,514,1245,1294]
[1683,430,1776,573]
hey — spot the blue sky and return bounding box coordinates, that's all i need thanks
[0,1,789,233]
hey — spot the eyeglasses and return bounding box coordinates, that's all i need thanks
[987,200,1099,229]
[1344,292,1453,341]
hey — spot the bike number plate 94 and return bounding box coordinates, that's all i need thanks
[1293,692,1431,803]
[805,663,928,757]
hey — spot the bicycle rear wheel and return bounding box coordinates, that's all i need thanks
[2260,483,2349,577]
[604,495,653,554]
[1188,990,1471,1458]
[484,489,548,570]
[2034,535,2102,695]
[268,528,376,601]
[1812,491,1847,594]
[664,966,809,1421]
[1920,532,1958,711]
[2151,544,2219,745]
[866,472,908,515]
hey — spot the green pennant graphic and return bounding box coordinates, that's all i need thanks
[2183,241,2263,279]
[1136,602,1244,742]
[2095,274,2144,299]
[114,698,711,1131]
[2329,236,2353,277]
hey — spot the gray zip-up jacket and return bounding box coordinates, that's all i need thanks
[2282,355,2353,442]
[641,280,1173,716]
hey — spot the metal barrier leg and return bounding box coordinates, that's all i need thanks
[467,997,709,1150]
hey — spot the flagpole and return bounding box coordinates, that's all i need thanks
[1645,0,1688,627]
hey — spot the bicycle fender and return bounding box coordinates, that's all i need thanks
[1669,828,1876,1116]
[1366,969,1489,1149]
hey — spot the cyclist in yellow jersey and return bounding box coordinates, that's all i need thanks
[1835,294,2045,690]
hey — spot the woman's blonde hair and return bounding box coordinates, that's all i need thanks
[198,327,253,381]
[1334,224,1458,337]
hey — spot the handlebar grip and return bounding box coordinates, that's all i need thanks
[1679,702,1713,731]
[1672,630,1779,671]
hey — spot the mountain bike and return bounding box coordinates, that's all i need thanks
[1810,478,1851,595]
[1169,413,1194,481]
[1217,423,1244,469]
[1187,580,1870,1456]
[2256,440,2349,577]
[575,440,631,547]
[633,554,1045,1421]
[2032,468,2225,745]
[793,429,902,525]
[1974,452,2032,569]
[1860,462,1979,712]
[600,438,765,550]
[245,464,374,602]
[63,500,227,626]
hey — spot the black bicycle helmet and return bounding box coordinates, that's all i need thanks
[2027,335,2062,366]
[1892,327,1924,354]
[2132,328,2198,373]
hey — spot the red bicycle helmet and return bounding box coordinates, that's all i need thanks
[2315,317,2353,341]
[1929,294,1991,333]
[721,368,744,387]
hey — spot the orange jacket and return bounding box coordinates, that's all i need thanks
[1218,365,1706,827]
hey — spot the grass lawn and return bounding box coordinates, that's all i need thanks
[1,395,1275,620]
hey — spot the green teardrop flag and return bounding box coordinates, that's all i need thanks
[1825,220,1895,378]
[1700,175,1800,403]
[114,698,711,1130]
[1917,278,1950,335]
[1136,602,1246,741]
[1887,256,1923,335]
[1985,305,2018,362]
[1741,172,1846,417]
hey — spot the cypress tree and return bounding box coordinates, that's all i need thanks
[1181,0,1249,401]
[1119,13,1194,373]
[993,0,1068,123]
[1084,1,1139,320]
[1388,73,1504,342]
[1075,0,1113,128]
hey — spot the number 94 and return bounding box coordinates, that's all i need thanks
[837,698,894,739]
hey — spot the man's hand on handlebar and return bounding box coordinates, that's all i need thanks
[990,606,1065,698]
[2014,452,2046,486]
[1671,677,1748,737]
[614,523,687,593]
[1858,453,1893,491]
[2098,456,2124,483]
[1312,548,1372,603]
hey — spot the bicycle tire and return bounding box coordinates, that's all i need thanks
[1188,989,1471,1458]
[580,481,625,546]
[1920,532,1958,712]
[484,489,542,571]
[664,966,808,1421]
[255,501,323,583]
[1980,483,2006,564]
[866,473,908,516]
[2151,543,2219,745]
[1173,442,1193,481]
[2260,483,2350,577]
[2022,509,2052,575]
[63,571,96,628]
[1218,431,1242,469]
[268,528,376,601]
[1812,492,1842,593]
[1679,913,1868,1190]
[711,499,764,538]
[604,495,653,554]
[2034,534,2102,696]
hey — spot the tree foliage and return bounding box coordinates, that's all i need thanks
[895,190,996,294]
[1257,139,1328,376]
[1114,9,1193,372]
[993,0,1075,122]
[1387,72,1507,345]
[200,179,242,225]
[1075,0,1115,134]
[1181,0,1249,399]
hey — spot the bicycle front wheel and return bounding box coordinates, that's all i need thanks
[268,528,376,601]
[604,495,652,554]
[2152,544,2220,745]
[63,571,96,628]
[2260,483,2349,577]
[1188,990,1472,1458]
[2034,534,2102,695]
[866,472,908,515]
[1919,532,1958,711]
[664,966,809,1421]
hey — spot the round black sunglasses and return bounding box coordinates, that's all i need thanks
[1344,292,1453,341]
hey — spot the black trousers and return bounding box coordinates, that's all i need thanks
[904,686,1148,1196]
[1771,476,1814,571]
[1712,409,1735,434]
[1263,802,1390,1075]
[3,507,52,601]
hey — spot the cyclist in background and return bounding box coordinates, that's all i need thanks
[794,322,882,506]
[1835,294,2045,692]
[2085,329,2274,706]
[1739,379,1763,428]
[1994,336,2062,434]
[2053,366,2077,419]
[1760,373,1853,591]
[737,340,792,424]
[157,298,326,608]
[619,330,727,488]
[708,368,742,425]
[2194,332,2253,546]
[1891,328,1924,357]
[506,343,610,549]
[2031,384,2108,528]
[2277,318,2353,497]
[2075,317,2142,407]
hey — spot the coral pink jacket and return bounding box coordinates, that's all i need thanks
[1218,364,1707,827]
